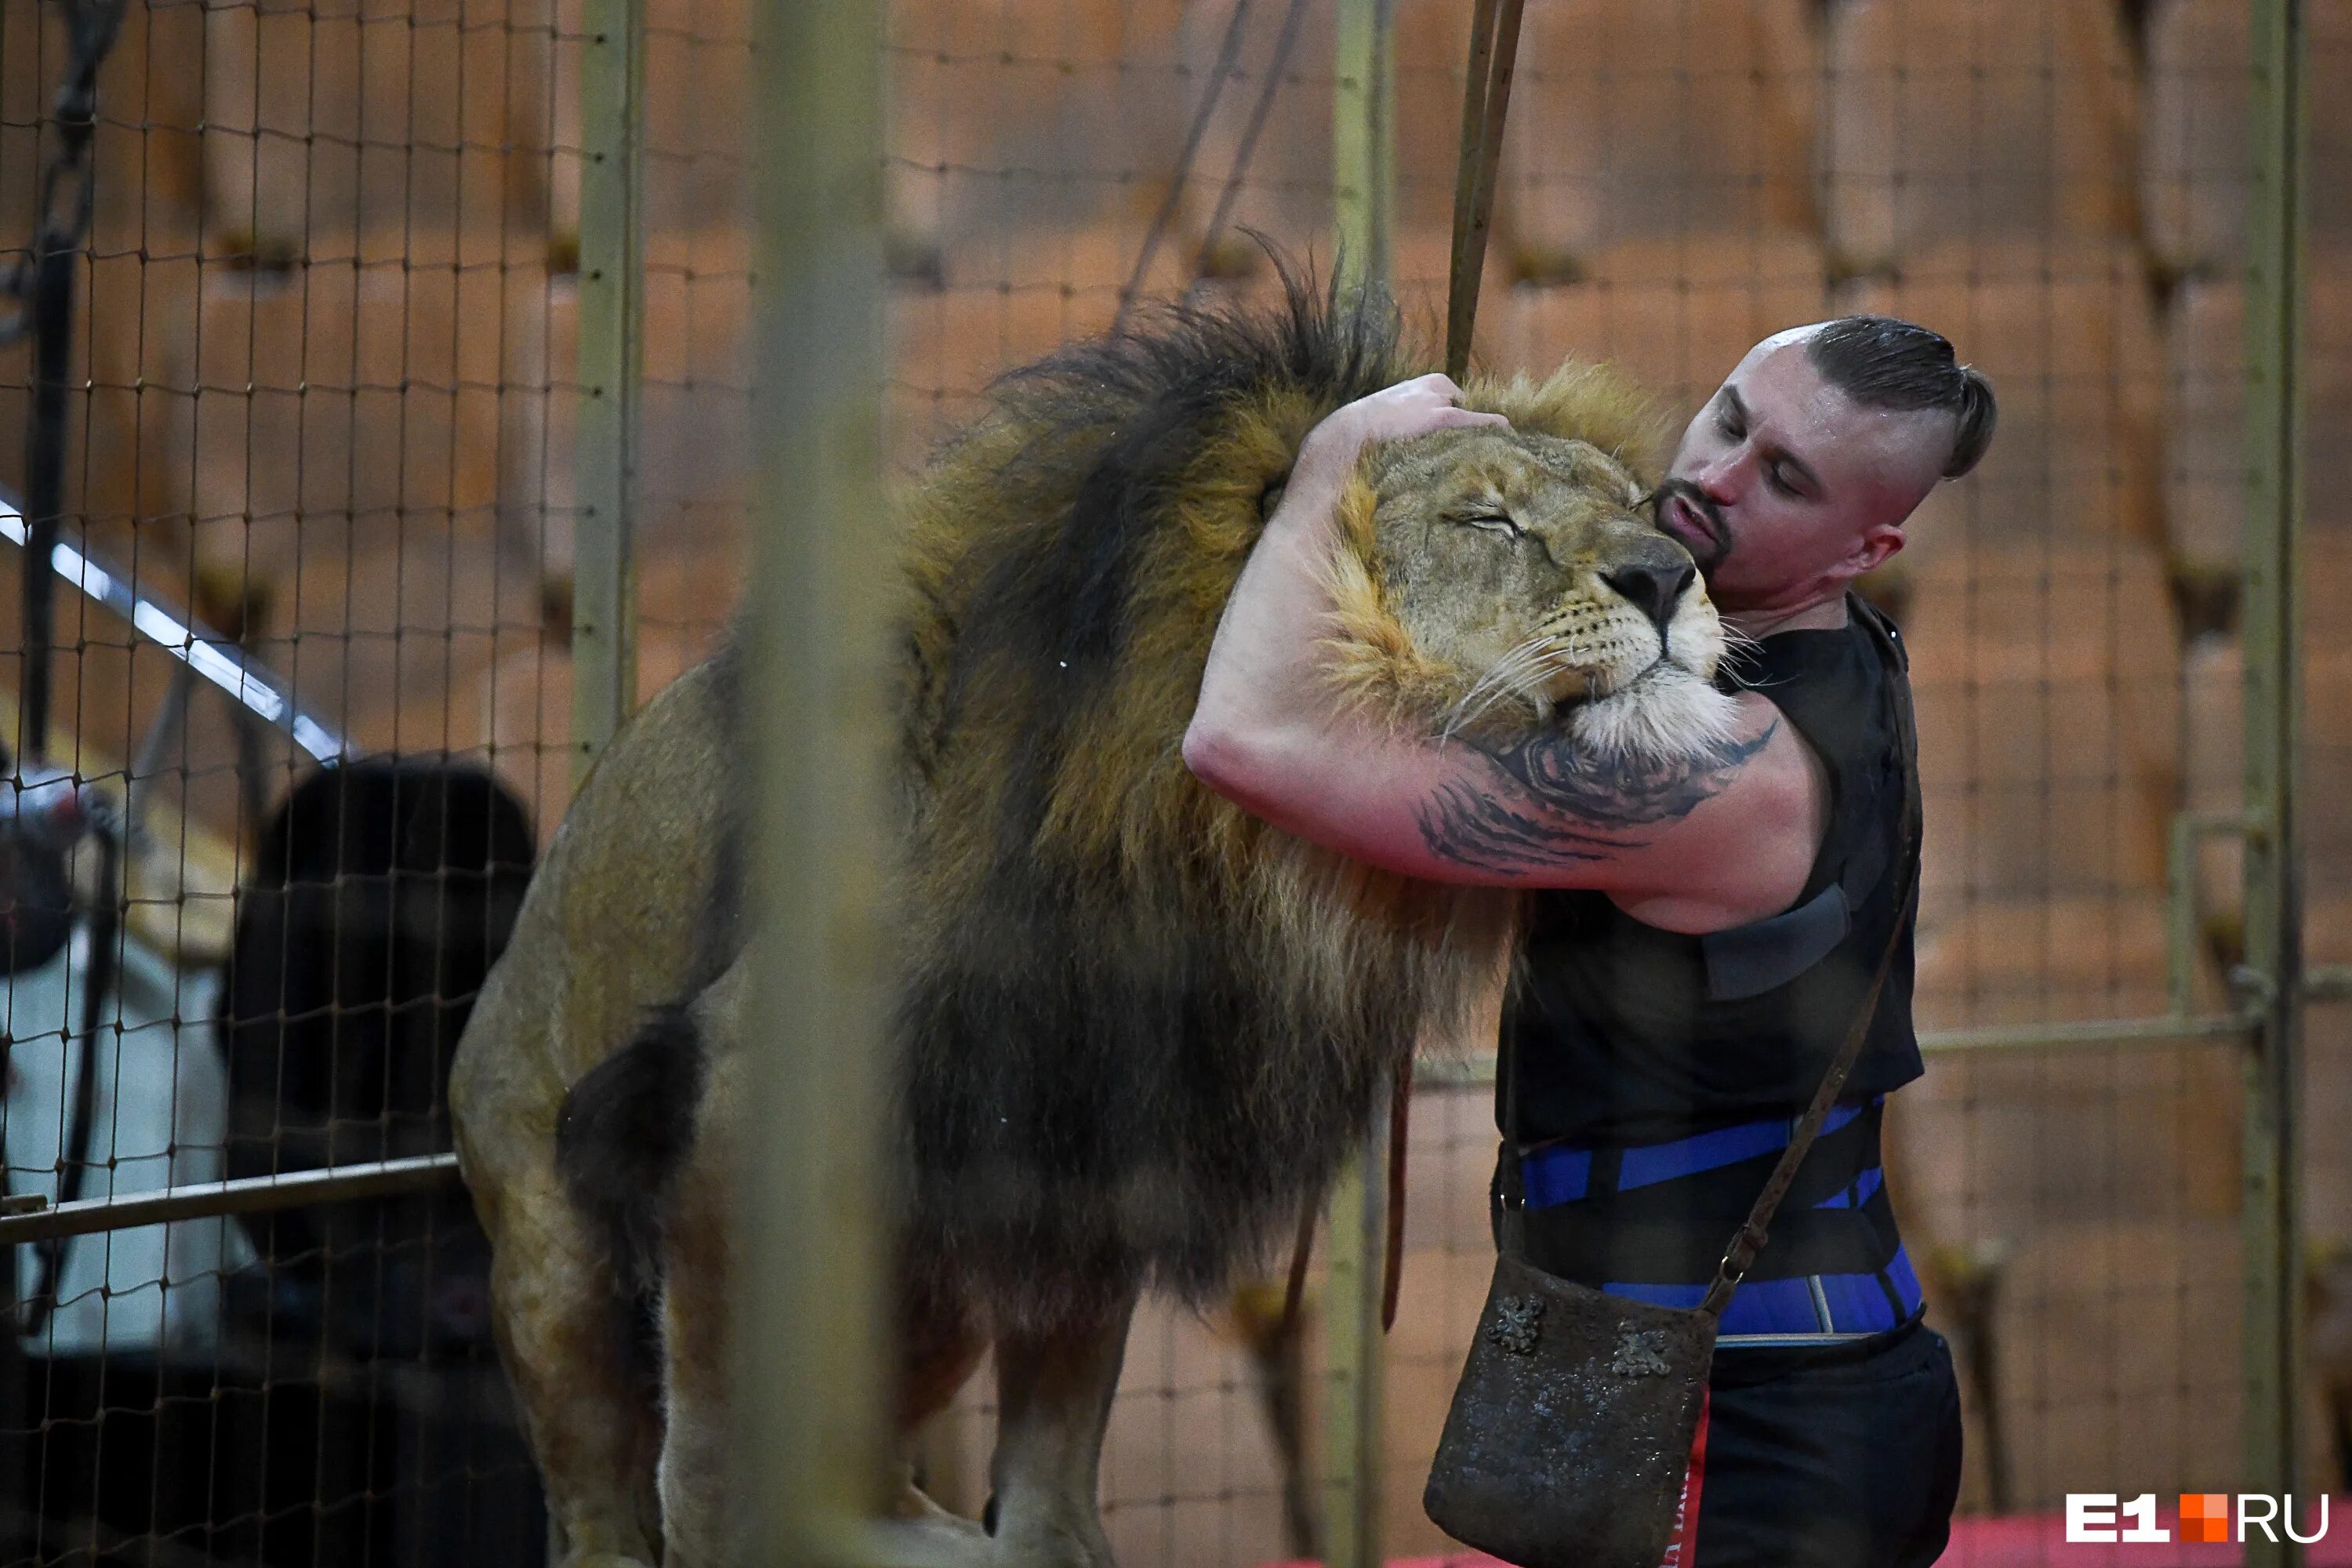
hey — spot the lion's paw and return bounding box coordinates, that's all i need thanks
[985,1515,1117,1568]
[862,1511,993,1567]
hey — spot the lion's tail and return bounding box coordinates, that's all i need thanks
[554,1002,709,1297]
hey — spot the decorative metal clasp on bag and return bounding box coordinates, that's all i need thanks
[1610,1326,1673,1378]
[1486,1295,1544,1356]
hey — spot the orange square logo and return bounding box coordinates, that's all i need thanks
[2180,1494,2231,1544]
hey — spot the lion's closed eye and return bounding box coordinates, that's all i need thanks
[1457,512,1522,536]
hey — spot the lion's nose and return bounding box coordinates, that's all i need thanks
[1603,561,1696,629]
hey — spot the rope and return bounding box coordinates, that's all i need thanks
[1190,0,1312,281]
[1381,1053,1411,1330]
[1112,0,1257,334]
[1446,0,1527,381]
[0,0,125,353]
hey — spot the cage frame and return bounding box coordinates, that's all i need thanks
[0,1,2320,1559]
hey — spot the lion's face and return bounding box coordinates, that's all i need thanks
[1365,427,1730,750]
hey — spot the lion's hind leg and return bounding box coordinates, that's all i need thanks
[463,1120,665,1567]
[651,1127,735,1567]
[468,1000,708,1566]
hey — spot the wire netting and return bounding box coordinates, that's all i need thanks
[0,0,569,1553]
[0,0,2341,1563]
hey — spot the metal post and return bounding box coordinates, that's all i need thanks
[1324,1077,1392,1568]
[1323,5,1394,1564]
[1333,0,1394,292]
[16,240,70,764]
[568,0,644,789]
[2241,0,2308,1555]
[739,0,892,1562]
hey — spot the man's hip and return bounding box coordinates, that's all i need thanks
[1693,1311,1964,1567]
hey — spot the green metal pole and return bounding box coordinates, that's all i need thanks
[1324,5,1394,1564]
[739,0,894,1560]
[2241,0,2308,1556]
[1334,0,1394,291]
[570,0,644,789]
[1323,1087,1391,1568]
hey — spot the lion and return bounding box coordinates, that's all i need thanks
[448,277,1737,1567]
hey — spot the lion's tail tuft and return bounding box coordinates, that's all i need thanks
[555,1003,708,1296]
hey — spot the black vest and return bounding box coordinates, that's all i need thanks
[1501,604,1923,1150]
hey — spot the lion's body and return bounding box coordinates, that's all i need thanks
[451,284,1700,1566]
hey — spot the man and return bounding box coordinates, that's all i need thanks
[1183,317,1995,1566]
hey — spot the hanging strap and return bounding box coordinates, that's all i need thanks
[1279,2,1533,1334]
[1381,1053,1411,1330]
[1276,1051,1415,1335]
[1446,0,1529,381]
[1698,597,1919,1318]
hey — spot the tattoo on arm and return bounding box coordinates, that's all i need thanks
[1414,722,1777,875]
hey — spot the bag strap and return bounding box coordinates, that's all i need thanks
[1697,596,1919,1319]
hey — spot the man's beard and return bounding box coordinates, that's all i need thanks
[1653,478,1730,575]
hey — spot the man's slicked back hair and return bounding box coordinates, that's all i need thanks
[1806,315,1998,479]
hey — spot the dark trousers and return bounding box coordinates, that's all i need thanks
[1693,1312,1964,1566]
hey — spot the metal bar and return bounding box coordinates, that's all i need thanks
[1413,1014,2259,1093]
[2241,0,2308,1555]
[1323,8,1393,1565]
[0,1154,463,1245]
[2302,964,2352,1001]
[0,497,345,759]
[739,0,891,1559]
[1323,1073,1391,1568]
[568,0,644,790]
[17,230,69,764]
[1920,1015,2254,1053]
[1331,0,1393,292]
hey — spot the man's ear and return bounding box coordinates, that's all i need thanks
[1847,523,1905,577]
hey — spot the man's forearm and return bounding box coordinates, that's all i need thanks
[1414,717,1779,877]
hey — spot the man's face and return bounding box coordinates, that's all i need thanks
[1655,332,1951,617]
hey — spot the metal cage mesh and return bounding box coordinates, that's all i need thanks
[0,0,2339,1564]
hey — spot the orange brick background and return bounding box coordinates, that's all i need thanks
[2,0,2350,1559]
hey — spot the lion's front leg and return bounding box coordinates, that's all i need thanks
[984,1293,1138,1568]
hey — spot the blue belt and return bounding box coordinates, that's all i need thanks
[1600,1244,1923,1345]
[1516,1098,1921,1344]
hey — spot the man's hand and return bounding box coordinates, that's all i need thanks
[1283,373,1512,515]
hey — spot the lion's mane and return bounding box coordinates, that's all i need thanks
[891,275,1663,1331]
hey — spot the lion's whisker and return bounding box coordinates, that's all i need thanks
[1444,660,1543,741]
[1445,631,1589,741]
[1443,633,1555,738]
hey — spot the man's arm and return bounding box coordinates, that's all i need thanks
[1181,376,1824,934]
